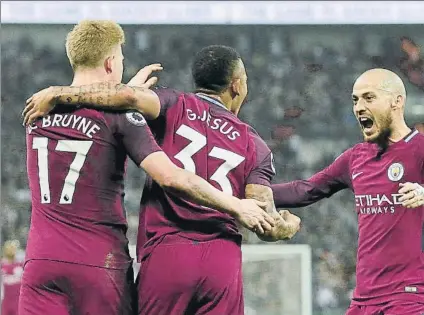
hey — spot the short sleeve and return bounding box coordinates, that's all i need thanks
[246,134,276,187]
[114,111,162,165]
[153,87,180,117]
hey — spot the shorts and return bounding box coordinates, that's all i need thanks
[346,300,424,315]
[2,301,19,315]
[137,235,244,315]
[19,259,136,315]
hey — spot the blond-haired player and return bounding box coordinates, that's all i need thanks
[19,20,277,315]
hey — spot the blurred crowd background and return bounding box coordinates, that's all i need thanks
[2,24,424,314]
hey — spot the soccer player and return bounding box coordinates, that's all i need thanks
[23,45,302,315]
[20,22,278,315]
[1,240,23,315]
[271,68,424,315]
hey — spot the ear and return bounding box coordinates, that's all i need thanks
[104,56,114,74]
[392,94,404,110]
[231,78,241,97]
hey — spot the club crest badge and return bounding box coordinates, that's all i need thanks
[126,112,146,126]
[387,162,404,182]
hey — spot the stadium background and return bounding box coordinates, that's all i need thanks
[1,1,424,314]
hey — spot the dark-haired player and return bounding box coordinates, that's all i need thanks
[23,45,301,315]
[272,68,424,315]
[21,23,276,315]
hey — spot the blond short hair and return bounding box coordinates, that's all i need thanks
[66,20,125,70]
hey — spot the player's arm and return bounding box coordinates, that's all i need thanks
[23,82,160,123]
[245,183,300,242]
[140,152,275,234]
[244,135,301,241]
[272,148,353,208]
[22,64,164,125]
[245,184,277,215]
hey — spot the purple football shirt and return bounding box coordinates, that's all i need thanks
[26,107,161,269]
[137,89,275,260]
[272,130,424,304]
[1,260,23,315]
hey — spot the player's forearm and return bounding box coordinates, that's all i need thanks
[50,83,159,118]
[245,184,277,214]
[163,169,241,218]
[272,180,326,208]
[49,83,133,109]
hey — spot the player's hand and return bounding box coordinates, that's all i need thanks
[398,182,424,208]
[236,199,276,235]
[279,210,301,236]
[127,63,163,88]
[258,210,301,242]
[22,86,56,126]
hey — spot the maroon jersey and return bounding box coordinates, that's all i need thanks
[272,130,424,305]
[1,260,23,315]
[26,108,161,269]
[137,90,275,260]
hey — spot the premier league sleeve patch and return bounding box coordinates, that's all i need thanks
[126,112,146,127]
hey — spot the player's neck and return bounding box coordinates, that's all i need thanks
[71,69,114,87]
[197,92,233,113]
[220,93,239,115]
[388,121,411,143]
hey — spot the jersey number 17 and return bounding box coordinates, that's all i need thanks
[31,137,93,204]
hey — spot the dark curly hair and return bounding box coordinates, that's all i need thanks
[191,45,241,94]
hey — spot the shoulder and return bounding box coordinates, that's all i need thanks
[71,108,109,126]
[332,144,364,165]
[412,131,424,146]
[411,132,424,158]
[247,125,266,143]
[103,110,148,131]
[246,126,272,161]
[345,142,373,158]
[247,125,260,137]
[153,86,183,103]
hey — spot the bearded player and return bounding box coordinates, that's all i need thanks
[271,68,424,315]
[20,22,278,315]
[1,240,23,315]
[23,45,301,315]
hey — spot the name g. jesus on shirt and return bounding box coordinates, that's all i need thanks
[186,109,240,141]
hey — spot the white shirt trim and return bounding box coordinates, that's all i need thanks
[405,130,419,143]
[196,93,229,111]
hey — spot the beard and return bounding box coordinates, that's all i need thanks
[363,108,393,144]
[365,113,393,159]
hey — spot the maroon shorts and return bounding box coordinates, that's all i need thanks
[346,300,424,315]
[19,259,136,315]
[137,235,244,315]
